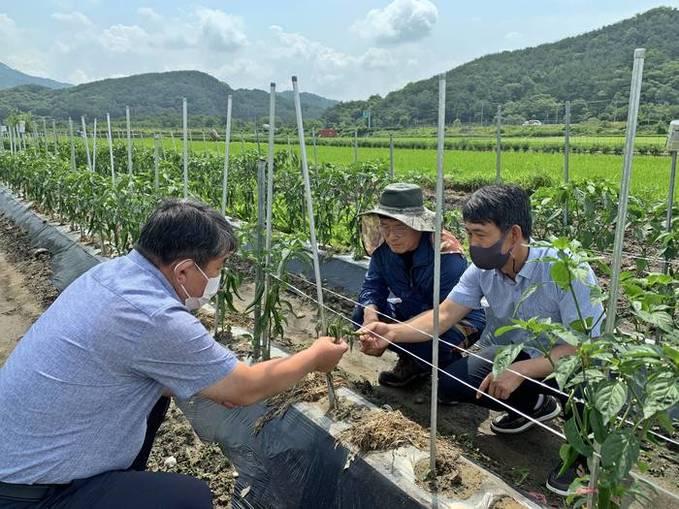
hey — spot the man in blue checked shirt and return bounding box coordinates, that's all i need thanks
[358,185,604,496]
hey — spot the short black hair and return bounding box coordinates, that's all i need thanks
[136,199,237,267]
[462,185,532,239]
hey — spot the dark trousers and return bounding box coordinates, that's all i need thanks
[0,397,213,509]
[439,346,566,416]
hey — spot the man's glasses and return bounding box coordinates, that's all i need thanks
[378,224,410,237]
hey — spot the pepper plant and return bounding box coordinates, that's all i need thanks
[493,238,679,508]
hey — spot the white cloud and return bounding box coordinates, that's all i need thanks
[0,13,18,36]
[360,48,396,70]
[100,24,150,53]
[138,7,162,23]
[51,11,94,28]
[352,0,438,45]
[196,9,248,52]
[505,31,522,40]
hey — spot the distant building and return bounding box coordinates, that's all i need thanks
[318,128,337,137]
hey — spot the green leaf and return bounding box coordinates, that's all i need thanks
[553,355,579,389]
[662,345,679,366]
[558,443,580,477]
[643,371,679,419]
[601,431,639,482]
[564,417,593,456]
[550,261,571,291]
[492,344,524,377]
[494,324,523,337]
[554,327,584,346]
[589,409,607,444]
[594,381,627,425]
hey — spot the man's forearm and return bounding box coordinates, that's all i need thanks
[391,300,472,343]
[203,349,317,407]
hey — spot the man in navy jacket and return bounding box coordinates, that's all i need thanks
[353,183,485,388]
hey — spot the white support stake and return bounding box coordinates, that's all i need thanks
[52,119,58,155]
[292,75,336,409]
[495,105,502,183]
[69,118,76,171]
[221,95,233,215]
[430,73,446,478]
[592,48,645,509]
[92,118,97,173]
[81,116,92,171]
[665,151,677,274]
[106,113,115,186]
[263,83,276,359]
[389,133,395,180]
[563,101,571,226]
[182,98,188,198]
[126,106,133,175]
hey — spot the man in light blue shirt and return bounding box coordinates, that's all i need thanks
[359,185,604,496]
[0,199,347,508]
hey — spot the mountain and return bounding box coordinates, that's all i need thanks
[0,70,338,124]
[322,6,679,127]
[0,62,71,90]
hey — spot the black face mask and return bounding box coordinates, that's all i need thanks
[469,231,512,270]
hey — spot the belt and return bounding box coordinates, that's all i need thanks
[0,481,65,502]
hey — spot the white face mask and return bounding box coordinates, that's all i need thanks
[175,260,221,311]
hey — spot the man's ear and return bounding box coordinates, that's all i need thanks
[511,224,523,243]
[172,259,192,285]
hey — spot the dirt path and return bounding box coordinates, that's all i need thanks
[0,251,43,364]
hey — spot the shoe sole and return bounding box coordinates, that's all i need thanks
[545,480,570,497]
[378,372,428,388]
[490,399,562,434]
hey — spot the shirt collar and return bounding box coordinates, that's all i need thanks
[127,249,181,300]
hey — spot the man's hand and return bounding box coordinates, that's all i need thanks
[477,366,524,401]
[356,321,392,357]
[308,336,349,372]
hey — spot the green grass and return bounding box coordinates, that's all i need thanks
[134,138,677,200]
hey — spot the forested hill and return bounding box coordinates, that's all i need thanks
[0,62,71,90]
[322,7,679,127]
[0,70,337,124]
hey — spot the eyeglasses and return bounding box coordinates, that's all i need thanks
[378,224,411,237]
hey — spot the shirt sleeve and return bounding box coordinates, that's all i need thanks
[358,254,389,311]
[447,264,484,309]
[132,304,238,399]
[557,262,605,338]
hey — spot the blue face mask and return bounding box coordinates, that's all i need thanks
[469,231,512,270]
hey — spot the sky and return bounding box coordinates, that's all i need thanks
[1,0,678,100]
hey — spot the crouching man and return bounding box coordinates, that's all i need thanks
[354,183,485,388]
[0,199,347,508]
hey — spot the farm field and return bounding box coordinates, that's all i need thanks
[135,137,678,200]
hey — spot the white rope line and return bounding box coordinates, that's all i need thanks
[270,274,679,502]
[271,273,568,437]
[284,270,679,448]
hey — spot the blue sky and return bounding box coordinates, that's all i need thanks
[1,0,677,100]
